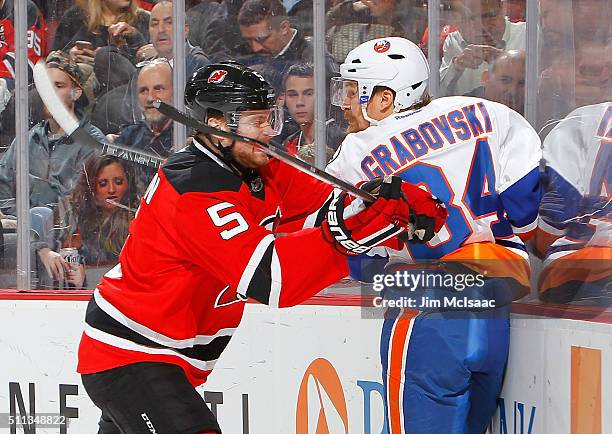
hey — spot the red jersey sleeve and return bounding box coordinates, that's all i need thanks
[261,159,336,233]
[173,189,348,308]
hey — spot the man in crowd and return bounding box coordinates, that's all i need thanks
[282,63,345,163]
[537,35,611,135]
[93,1,210,135]
[0,51,104,216]
[439,0,525,95]
[237,0,337,77]
[135,1,211,77]
[466,49,525,113]
[110,59,173,195]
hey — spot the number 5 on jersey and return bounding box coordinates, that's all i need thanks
[207,202,249,240]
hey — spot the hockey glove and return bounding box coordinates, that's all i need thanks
[399,183,448,244]
[321,176,410,255]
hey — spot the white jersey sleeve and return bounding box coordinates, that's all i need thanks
[539,102,611,253]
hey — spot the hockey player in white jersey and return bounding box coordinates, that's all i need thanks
[326,37,542,434]
[536,102,611,304]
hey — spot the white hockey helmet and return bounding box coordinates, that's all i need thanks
[332,37,430,112]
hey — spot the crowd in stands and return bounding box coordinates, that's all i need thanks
[0,0,608,292]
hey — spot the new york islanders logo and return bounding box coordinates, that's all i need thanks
[373,40,391,53]
[208,69,228,84]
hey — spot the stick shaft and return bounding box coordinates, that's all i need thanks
[153,100,376,203]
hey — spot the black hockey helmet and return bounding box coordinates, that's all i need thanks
[185,61,277,124]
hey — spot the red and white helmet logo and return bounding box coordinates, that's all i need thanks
[208,70,228,84]
[373,40,391,53]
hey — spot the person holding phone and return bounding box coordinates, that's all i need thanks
[439,0,525,96]
[52,0,149,96]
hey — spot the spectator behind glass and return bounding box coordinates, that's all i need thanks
[325,0,406,63]
[419,0,460,59]
[135,1,211,75]
[52,0,149,97]
[0,51,105,217]
[536,0,611,134]
[187,0,236,61]
[465,49,525,113]
[282,63,345,163]
[237,0,338,79]
[0,0,47,102]
[439,0,525,96]
[538,35,612,135]
[502,0,524,22]
[110,60,173,196]
[92,1,211,135]
[36,155,137,288]
[538,0,573,72]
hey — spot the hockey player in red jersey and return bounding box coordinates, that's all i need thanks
[76,61,447,434]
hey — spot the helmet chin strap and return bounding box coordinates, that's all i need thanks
[360,103,379,127]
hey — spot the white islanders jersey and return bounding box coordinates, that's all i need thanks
[327,96,542,260]
[539,102,611,263]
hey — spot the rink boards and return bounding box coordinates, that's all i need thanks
[0,292,611,434]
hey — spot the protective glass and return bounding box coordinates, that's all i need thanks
[330,77,361,108]
[230,106,284,137]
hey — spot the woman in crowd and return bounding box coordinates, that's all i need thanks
[52,0,149,96]
[36,155,137,288]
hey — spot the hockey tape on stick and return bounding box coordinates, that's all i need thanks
[152,99,376,203]
[33,60,164,169]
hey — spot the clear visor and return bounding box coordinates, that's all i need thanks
[230,106,284,137]
[330,77,362,109]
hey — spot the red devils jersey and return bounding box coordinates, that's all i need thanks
[78,139,349,386]
[0,0,47,84]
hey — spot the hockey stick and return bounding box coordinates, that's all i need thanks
[152,100,377,203]
[33,60,164,169]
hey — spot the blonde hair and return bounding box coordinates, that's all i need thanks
[76,0,141,33]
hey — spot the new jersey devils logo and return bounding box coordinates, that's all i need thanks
[208,69,228,84]
[373,40,391,53]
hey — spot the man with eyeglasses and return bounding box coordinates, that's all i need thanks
[237,0,337,77]
[439,0,526,96]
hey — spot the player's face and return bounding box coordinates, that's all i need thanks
[284,75,315,126]
[232,110,275,168]
[341,81,370,133]
[95,162,129,212]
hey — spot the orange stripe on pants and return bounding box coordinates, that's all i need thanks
[571,346,601,434]
[388,309,418,434]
